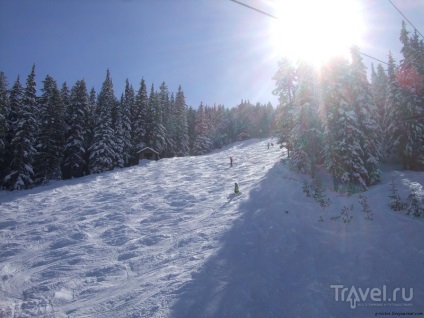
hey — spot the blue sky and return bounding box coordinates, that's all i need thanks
[0,0,423,108]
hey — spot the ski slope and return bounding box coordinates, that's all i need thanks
[0,138,423,318]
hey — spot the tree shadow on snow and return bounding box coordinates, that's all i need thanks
[170,162,424,318]
[169,163,339,318]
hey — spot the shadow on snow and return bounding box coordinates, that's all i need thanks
[169,162,336,318]
[170,162,424,318]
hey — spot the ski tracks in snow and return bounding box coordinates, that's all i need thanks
[0,138,281,317]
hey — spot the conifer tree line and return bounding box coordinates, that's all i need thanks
[0,68,275,190]
[273,22,424,191]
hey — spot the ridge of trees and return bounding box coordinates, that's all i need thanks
[273,22,424,192]
[0,69,275,190]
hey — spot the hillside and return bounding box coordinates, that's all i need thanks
[0,138,423,318]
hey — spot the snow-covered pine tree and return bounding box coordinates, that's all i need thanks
[187,106,196,153]
[223,106,237,144]
[84,87,97,173]
[89,70,117,173]
[158,81,172,157]
[23,65,38,138]
[349,47,382,185]
[34,74,65,182]
[370,63,388,158]
[233,101,253,137]
[290,61,323,177]
[144,84,155,147]
[0,72,10,186]
[321,57,368,191]
[209,104,229,148]
[204,105,214,141]
[225,107,237,142]
[147,84,167,154]
[174,85,190,156]
[60,82,71,174]
[131,78,148,164]
[192,102,213,155]
[272,57,296,149]
[121,79,134,167]
[396,22,424,170]
[166,92,178,157]
[5,69,38,190]
[256,102,274,138]
[60,82,70,114]
[111,95,124,168]
[62,79,90,179]
[204,105,217,149]
[385,53,405,164]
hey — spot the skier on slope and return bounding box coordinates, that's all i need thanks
[230,156,233,167]
[234,182,239,193]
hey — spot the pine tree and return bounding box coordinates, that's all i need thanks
[5,70,37,190]
[174,85,190,156]
[220,106,236,145]
[396,22,424,170]
[209,104,229,148]
[350,47,382,185]
[272,58,296,149]
[60,82,71,114]
[385,53,405,163]
[84,87,97,173]
[370,63,388,157]
[34,75,65,182]
[166,92,178,157]
[233,101,253,137]
[193,102,212,155]
[158,81,172,157]
[290,62,323,177]
[146,84,167,153]
[132,78,148,164]
[23,64,38,137]
[0,72,10,186]
[187,106,196,153]
[321,57,368,191]
[89,70,117,173]
[111,95,124,168]
[121,79,134,167]
[59,83,71,173]
[62,79,90,179]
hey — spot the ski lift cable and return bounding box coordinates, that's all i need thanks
[229,0,278,20]
[357,52,388,66]
[388,0,424,40]
[388,0,424,122]
[229,0,389,65]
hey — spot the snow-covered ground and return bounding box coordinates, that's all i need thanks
[0,138,423,318]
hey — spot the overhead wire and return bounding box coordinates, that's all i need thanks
[387,0,424,121]
[229,0,424,121]
[229,0,278,20]
[388,0,424,40]
[229,0,389,65]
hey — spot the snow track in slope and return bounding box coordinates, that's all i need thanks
[0,138,281,318]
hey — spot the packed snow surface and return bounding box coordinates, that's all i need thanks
[0,139,423,317]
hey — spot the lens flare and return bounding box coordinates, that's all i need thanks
[268,0,365,67]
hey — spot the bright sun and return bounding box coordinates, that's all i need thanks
[268,0,365,67]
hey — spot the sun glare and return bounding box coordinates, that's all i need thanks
[268,0,365,67]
